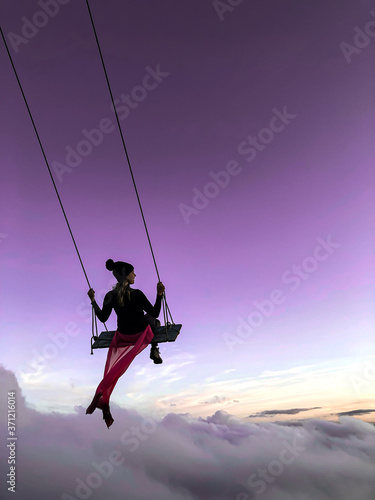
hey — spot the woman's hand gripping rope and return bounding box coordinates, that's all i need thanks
[157,281,165,296]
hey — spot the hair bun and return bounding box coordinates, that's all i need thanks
[105,259,115,271]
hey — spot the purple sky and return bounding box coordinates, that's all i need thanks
[1,0,375,436]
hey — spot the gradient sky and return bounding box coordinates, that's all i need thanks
[1,0,375,431]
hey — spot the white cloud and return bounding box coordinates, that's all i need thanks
[1,365,375,500]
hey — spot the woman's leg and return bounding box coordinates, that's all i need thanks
[145,314,163,363]
[102,403,114,428]
[86,326,154,425]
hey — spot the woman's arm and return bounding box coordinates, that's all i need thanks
[140,281,165,318]
[88,289,113,323]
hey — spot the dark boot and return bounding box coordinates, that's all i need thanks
[102,404,114,429]
[150,344,163,364]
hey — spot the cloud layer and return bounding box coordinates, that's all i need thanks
[1,366,375,500]
[249,407,321,417]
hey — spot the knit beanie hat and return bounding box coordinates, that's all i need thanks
[105,259,134,282]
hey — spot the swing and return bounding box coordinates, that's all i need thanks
[91,324,182,350]
[85,0,182,354]
[90,286,182,353]
[89,281,182,354]
[1,0,182,356]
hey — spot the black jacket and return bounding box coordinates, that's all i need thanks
[92,288,162,334]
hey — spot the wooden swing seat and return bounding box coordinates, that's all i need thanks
[91,323,182,350]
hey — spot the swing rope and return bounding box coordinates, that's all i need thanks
[2,3,176,351]
[85,1,174,326]
[0,25,108,346]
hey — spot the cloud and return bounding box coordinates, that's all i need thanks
[336,409,375,417]
[1,366,375,500]
[199,395,227,405]
[249,407,321,417]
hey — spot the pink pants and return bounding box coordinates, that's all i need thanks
[86,325,154,426]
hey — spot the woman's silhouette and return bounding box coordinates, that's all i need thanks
[86,259,165,428]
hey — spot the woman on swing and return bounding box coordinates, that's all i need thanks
[86,259,165,428]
